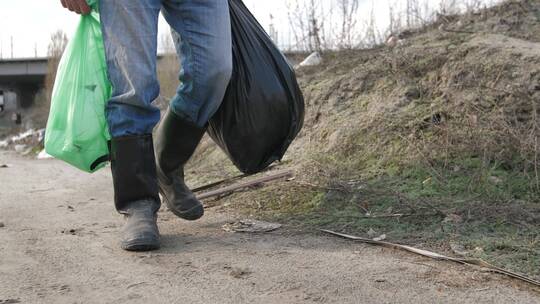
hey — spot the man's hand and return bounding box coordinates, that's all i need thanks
[61,0,91,15]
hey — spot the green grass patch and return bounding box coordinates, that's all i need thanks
[221,158,540,279]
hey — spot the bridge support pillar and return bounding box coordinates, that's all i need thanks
[14,84,41,109]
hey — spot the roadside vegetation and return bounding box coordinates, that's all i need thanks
[186,0,540,279]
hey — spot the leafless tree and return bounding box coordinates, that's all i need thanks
[463,0,484,11]
[286,1,306,51]
[269,14,280,46]
[336,0,360,49]
[363,4,382,47]
[439,0,460,14]
[29,30,69,125]
[44,30,68,105]
[388,1,404,36]
[284,0,501,52]
[286,0,330,52]
[306,0,324,51]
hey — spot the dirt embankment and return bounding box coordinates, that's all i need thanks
[186,0,540,280]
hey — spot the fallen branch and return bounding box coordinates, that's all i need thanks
[441,28,476,34]
[335,213,442,219]
[192,173,249,194]
[364,213,441,219]
[293,180,353,193]
[197,170,293,200]
[321,229,540,288]
[192,164,280,193]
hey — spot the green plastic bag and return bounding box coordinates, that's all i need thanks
[45,1,112,173]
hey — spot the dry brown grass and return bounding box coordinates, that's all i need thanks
[182,0,540,278]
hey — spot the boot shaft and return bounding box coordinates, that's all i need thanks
[154,108,207,175]
[110,135,160,213]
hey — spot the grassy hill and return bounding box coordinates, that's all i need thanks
[187,0,540,279]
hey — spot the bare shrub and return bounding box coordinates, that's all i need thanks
[44,31,68,103]
[388,2,405,36]
[362,4,382,47]
[33,30,68,127]
[439,0,461,14]
[285,0,503,51]
[286,0,331,52]
[336,0,360,49]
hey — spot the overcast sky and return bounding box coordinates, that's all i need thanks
[0,1,284,58]
[0,0,495,58]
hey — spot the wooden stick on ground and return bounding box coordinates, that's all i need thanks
[321,229,540,288]
[192,164,280,193]
[196,170,293,200]
[192,173,249,194]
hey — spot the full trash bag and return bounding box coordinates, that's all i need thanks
[45,0,111,173]
[207,0,305,174]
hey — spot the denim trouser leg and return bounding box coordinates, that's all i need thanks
[99,0,232,137]
[99,0,162,137]
[161,0,232,127]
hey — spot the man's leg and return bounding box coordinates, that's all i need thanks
[155,0,232,220]
[99,0,162,251]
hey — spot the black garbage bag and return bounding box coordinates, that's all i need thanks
[207,0,305,174]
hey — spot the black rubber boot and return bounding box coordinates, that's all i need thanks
[154,108,206,221]
[110,135,161,251]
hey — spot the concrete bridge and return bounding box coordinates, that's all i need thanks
[0,52,304,117]
[0,57,48,111]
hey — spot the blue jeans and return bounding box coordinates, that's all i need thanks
[99,0,233,137]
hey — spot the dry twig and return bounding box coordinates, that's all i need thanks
[322,229,540,288]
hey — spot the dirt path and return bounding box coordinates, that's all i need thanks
[0,151,538,304]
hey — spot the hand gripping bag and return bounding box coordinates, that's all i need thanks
[207,0,305,174]
[45,0,111,173]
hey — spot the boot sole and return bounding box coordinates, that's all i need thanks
[121,239,160,252]
[168,203,204,221]
[158,181,205,221]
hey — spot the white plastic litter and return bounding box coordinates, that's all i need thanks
[386,36,405,48]
[298,52,322,67]
[37,149,54,160]
[14,144,27,153]
[386,36,399,47]
[37,128,46,142]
